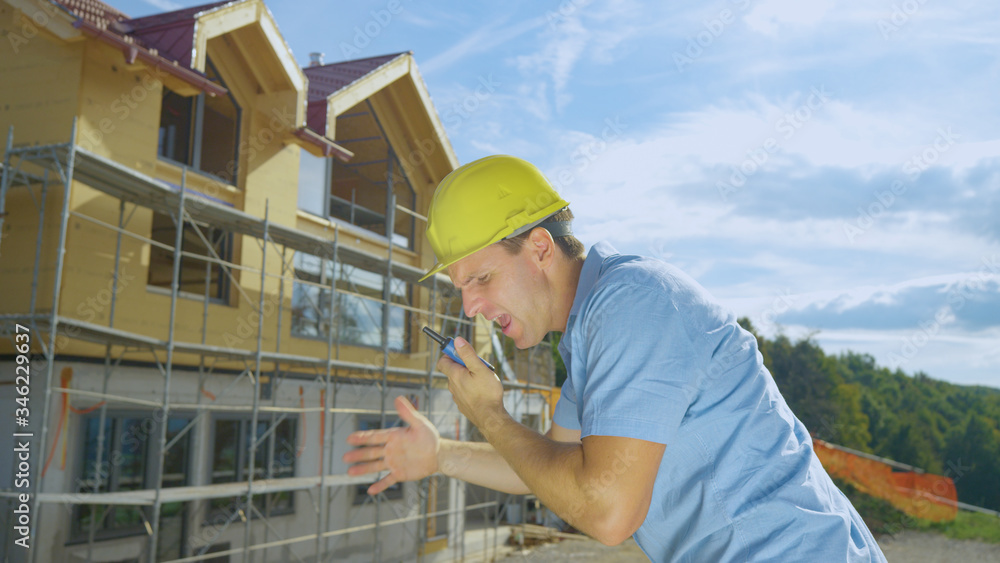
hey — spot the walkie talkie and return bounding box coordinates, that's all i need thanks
[422,326,496,372]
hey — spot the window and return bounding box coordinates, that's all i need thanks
[148,211,233,301]
[158,58,240,184]
[297,150,328,217]
[72,414,191,543]
[209,416,297,519]
[327,152,416,250]
[353,416,402,504]
[291,253,410,351]
[313,101,417,249]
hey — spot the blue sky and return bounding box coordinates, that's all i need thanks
[115,0,1000,388]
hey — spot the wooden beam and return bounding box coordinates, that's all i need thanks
[407,64,459,172]
[192,0,257,70]
[6,0,81,41]
[328,54,410,119]
[257,3,306,94]
[229,28,272,95]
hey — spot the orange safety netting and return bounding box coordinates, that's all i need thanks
[813,438,958,522]
[532,386,561,422]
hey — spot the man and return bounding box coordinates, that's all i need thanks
[344,155,886,561]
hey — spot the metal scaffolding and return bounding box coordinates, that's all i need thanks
[0,123,556,562]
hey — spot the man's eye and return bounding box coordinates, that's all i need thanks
[477,275,490,284]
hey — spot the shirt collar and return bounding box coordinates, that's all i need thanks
[567,240,618,321]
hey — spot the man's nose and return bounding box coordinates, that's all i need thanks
[462,291,482,319]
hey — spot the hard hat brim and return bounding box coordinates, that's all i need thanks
[418,198,569,283]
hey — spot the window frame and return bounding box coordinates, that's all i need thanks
[324,149,417,251]
[68,411,193,544]
[157,57,242,186]
[290,254,412,352]
[146,211,235,304]
[205,414,298,523]
[352,414,404,504]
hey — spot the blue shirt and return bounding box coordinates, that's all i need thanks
[554,242,886,562]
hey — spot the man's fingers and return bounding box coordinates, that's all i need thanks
[436,355,457,374]
[346,428,393,446]
[368,473,398,496]
[395,395,420,425]
[453,337,480,370]
[346,459,385,476]
[342,445,385,465]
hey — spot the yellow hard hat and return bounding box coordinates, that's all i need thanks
[420,155,570,282]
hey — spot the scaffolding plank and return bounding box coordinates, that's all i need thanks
[16,473,376,505]
[56,145,443,286]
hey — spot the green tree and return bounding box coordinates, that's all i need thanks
[945,414,1000,509]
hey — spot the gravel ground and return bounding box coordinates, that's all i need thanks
[497,537,649,562]
[878,531,1000,562]
[496,531,1000,562]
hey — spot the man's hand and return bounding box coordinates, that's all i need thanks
[342,396,439,495]
[438,337,508,433]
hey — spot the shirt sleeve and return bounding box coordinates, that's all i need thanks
[577,282,699,445]
[552,375,581,431]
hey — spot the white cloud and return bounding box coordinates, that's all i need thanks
[421,16,547,75]
[141,0,182,11]
[512,14,589,114]
[798,327,1000,387]
[744,0,836,36]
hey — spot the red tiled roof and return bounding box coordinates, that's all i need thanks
[304,52,409,134]
[54,0,228,95]
[55,0,129,30]
[123,1,231,32]
[304,52,409,102]
[119,1,234,67]
[54,1,237,67]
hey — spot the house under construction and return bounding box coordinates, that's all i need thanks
[0,0,558,561]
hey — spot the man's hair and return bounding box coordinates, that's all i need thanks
[497,207,585,259]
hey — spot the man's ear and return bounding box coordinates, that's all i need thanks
[527,227,556,269]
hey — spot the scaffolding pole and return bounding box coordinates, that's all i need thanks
[243,201,270,563]
[318,228,337,561]
[86,197,128,562]
[373,189,397,563]
[148,167,187,561]
[0,126,12,257]
[29,118,77,563]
